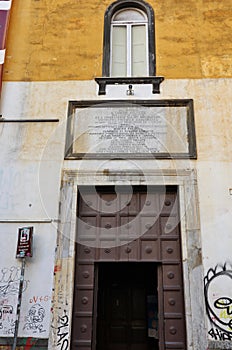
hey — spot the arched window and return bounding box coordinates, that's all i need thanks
[102,0,156,77]
[111,8,148,77]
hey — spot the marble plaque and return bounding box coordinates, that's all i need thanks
[65,100,196,159]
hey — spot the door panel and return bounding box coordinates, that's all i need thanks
[162,264,182,288]
[71,186,187,350]
[71,263,95,350]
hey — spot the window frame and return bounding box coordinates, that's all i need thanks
[110,8,149,77]
[102,0,156,77]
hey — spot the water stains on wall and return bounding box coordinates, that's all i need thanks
[4,0,232,81]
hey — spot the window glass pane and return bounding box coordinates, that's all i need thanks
[131,25,147,76]
[113,9,147,22]
[111,25,127,77]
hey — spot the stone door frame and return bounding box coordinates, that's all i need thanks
[49,168,208,350]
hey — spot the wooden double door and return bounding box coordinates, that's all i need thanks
[71,186,186,350]
[96,263,158,350]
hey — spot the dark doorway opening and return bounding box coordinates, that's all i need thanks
[96,263,159,350]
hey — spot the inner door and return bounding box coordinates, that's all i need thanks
[96,263,158,350]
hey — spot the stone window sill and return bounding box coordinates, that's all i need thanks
[95,76,164,95]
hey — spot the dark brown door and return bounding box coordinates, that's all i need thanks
[71,186,186,350]
[96,263,158,350]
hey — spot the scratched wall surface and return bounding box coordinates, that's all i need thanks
[3,0,232,81]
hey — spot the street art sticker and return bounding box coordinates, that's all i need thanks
[23,304,46,334]
[204,263,232,340]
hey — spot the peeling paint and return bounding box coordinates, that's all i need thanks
[3,0,232,81]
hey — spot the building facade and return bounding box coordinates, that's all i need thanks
[0,0,232,349]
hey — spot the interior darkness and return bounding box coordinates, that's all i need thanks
[96,263,159,350]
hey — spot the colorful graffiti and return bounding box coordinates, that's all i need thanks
[0,337,38,350]
[208,327,232,341]
[204,263,232,340]
[24,337,38,350]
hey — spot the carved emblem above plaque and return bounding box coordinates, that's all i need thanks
[65,100,196,159]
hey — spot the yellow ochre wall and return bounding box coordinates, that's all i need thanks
[3,0,232,81]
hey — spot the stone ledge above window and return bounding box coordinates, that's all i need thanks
[95,76,164,95]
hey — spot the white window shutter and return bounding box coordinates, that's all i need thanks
[131,25,147,76]
[111,25,127,77]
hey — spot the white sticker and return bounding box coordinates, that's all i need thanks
[0,1,12,11]
[0,49,5,64]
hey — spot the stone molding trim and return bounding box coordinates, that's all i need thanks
[49,167,207,350]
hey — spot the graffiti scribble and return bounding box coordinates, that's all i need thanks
[0,266,28,297]
[208,327,232,341]
[0,304,15,335]
[23,304,46,334]
[56,310,69,350]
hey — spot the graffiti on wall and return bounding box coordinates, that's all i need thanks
[0,266,29,335]
[0,266,28,298]
[204,263,232,341]
[0,337,38,350]
[23,304,46,334]
[56,310,69,350]
[29,295,51,304]
[51,260,71,349]
[51,290,70,349]
[0,265,52,338]
[0,304,15,335]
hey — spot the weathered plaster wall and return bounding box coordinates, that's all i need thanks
[1,1,232,349]
[3,0,232,81]
[0,79,231,348]
[0,222,57,339]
